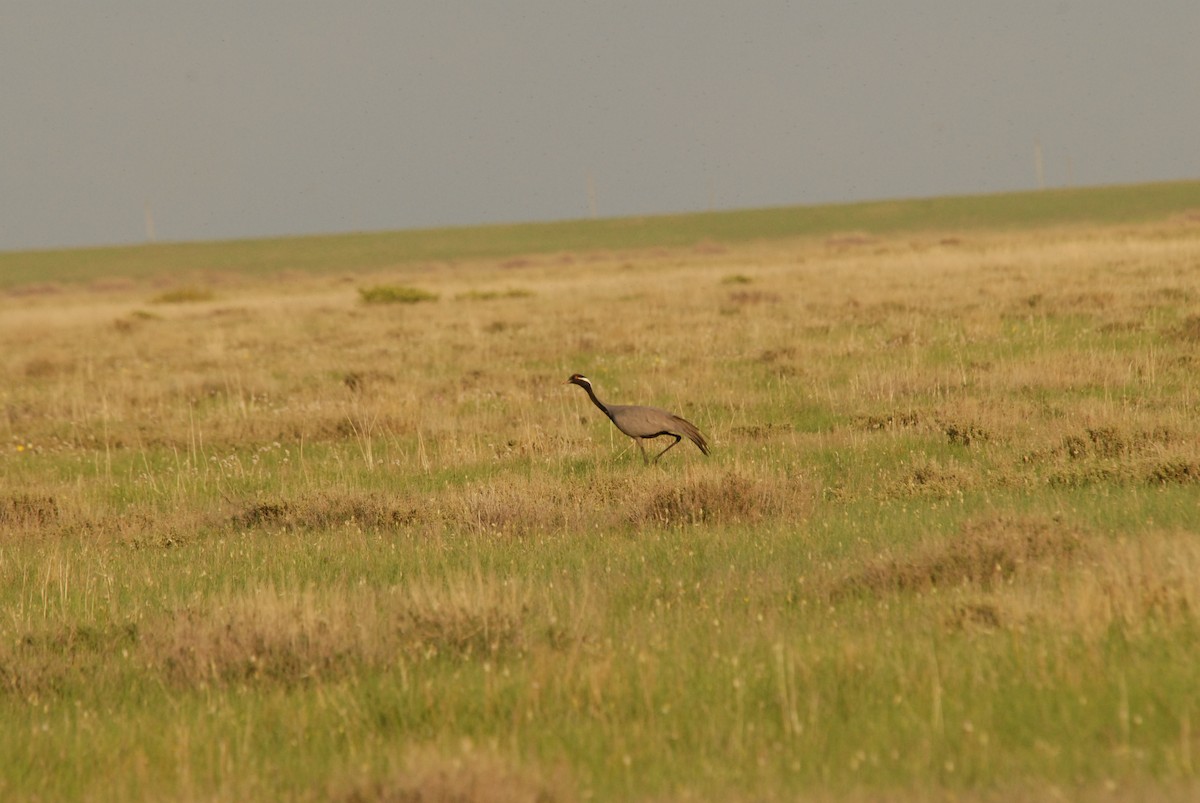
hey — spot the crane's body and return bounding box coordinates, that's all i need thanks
[566,374,709,464]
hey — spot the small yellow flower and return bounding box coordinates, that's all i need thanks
[15,444,24,452]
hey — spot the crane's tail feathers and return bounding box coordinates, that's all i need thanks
[673,416,710,456]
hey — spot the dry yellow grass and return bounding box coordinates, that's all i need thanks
[4,224,1196,474]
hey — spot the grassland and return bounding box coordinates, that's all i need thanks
[2,182,1200,800]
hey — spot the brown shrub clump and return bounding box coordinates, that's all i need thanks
[233,490,418,531]
[1169,314,1200,342]
[142,582,529,687]
[629,469,813,529]
[886,455,979,498]
[0,493,59,527]
[830,514,1086,600]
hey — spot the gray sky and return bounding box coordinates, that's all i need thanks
[2,2,1198,252]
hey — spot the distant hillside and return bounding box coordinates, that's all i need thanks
[2,179,1198,290]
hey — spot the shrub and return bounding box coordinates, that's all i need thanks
[358,284,438,304]
[830,514,1086,599]
[151,287,215,304]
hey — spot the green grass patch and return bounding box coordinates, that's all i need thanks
[150,286,215,304]
[358,284,439,304]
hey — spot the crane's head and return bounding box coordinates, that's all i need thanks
[565,373,591,388]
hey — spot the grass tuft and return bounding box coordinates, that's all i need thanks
[144,581,530,688]
[832,514,1086,599]
[0,493,59,526]
[455,288,535,301]
[151,286,216,303]
[1170,314,1200,342]
[233,491,416,531]
[358,284,439,304]
[631,469,799,528]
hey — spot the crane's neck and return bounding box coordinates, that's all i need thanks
[579,381,614,421]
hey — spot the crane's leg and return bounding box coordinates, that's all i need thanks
[635,439,650,465]
[652,434,683,464]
